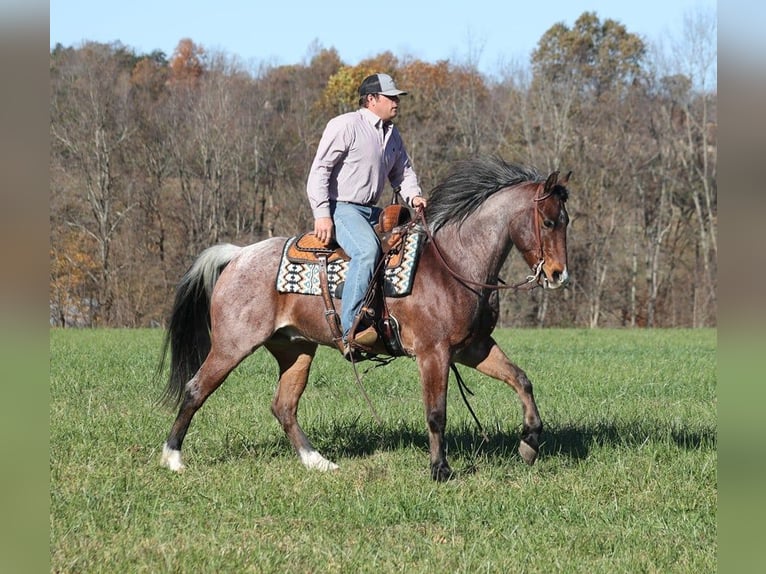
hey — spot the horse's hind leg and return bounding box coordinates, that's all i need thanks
[161,349,243,472]
[266,340,338,472]
[456,337,542,465]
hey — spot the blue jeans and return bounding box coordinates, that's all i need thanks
[332,202,382,338]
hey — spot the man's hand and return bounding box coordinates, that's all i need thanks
[412,196,427,210]
[313,217,334,246]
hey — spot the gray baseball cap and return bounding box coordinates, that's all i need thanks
[358,73,408,97]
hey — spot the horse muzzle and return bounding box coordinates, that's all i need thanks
[542,267,569,290]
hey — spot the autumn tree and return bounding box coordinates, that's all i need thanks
[526,13,649,326]
[123,53,176,320]
[532,12,645,99]
[168,38,205,85]
[50,41,136,325]
[49,229,100,326]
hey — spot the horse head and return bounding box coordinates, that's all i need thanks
[517,170,570,290]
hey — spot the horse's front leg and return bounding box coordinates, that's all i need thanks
[417,348,453,481]
[455,337,542,465]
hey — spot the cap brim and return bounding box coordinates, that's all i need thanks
[379,89,407,96]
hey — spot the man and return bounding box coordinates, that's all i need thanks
[306,73,427,353]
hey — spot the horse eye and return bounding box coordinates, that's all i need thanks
[543,219,555,229]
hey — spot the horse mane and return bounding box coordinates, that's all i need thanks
[424,156,547,233]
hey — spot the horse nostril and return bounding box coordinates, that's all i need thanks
[552,271,561,283]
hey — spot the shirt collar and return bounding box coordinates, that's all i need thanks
[360,107,389,129]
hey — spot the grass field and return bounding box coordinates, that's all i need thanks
[50,328,716,573]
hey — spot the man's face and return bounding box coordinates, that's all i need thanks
[368,93,400,122]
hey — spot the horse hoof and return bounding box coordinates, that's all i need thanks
[161,445,186,472]
[321,460,340,472]
[299,448,339,472]
[431,462,454,482]
[518,440,538,466]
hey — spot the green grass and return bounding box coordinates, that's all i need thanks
[50,328,716,573]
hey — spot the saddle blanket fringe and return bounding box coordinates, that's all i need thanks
[275,232,423,298]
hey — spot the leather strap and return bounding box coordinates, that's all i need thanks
[318,255,345,352]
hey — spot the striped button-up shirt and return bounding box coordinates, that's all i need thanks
[306,107,422,219]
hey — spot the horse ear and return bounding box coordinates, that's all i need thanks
[559,171,572,186]
[544,170,560,193]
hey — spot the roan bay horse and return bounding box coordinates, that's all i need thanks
[158,156,570,481]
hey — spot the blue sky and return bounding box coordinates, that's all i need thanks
[50,0,716,77]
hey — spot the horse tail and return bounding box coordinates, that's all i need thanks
[157,243,242,408]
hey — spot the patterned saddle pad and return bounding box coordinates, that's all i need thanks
[275,231,424,298]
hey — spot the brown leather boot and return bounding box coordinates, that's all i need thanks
[352,325,378,347]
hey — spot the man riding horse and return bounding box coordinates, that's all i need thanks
[306,73,427,357]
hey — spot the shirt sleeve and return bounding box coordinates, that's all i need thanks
[306,117,351,219]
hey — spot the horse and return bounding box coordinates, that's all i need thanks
[157,156,570,481]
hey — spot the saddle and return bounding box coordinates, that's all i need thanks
[286,204,415,358]
[286,203,412,267]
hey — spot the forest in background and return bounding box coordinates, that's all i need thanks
[49,10,717,329]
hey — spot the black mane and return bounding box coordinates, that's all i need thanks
[424,156,545,232]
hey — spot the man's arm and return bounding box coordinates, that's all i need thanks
[307,117,349,220]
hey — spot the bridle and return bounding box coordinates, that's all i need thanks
[414,181,558,293]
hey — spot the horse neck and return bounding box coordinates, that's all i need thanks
[434,185,534,283]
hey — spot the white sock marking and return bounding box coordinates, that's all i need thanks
[161,444,185,472]
[298,447,339,471]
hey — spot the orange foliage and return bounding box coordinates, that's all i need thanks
[50,229,100,326]
[399,61,487,97]
[131,57,169,100]
[168,38,205,85]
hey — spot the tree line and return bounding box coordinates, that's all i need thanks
[49,10,717,329]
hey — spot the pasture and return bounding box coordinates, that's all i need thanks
[50,328,716,572]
